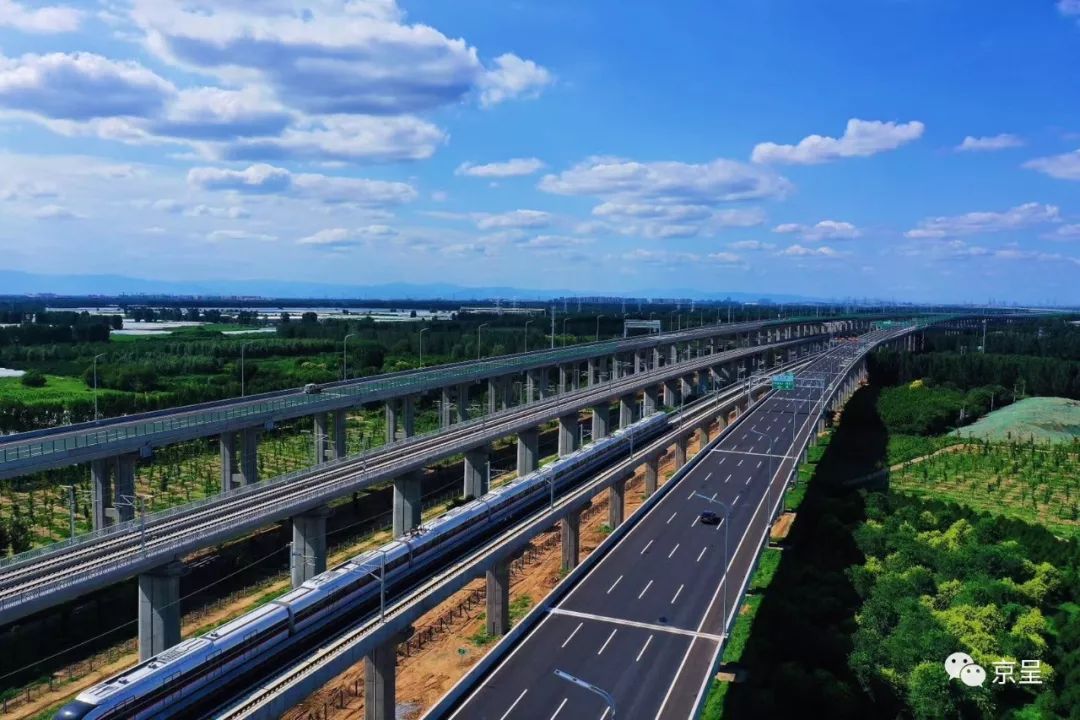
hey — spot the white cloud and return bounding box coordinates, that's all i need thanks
[0,180,60,201]
[752,118,924,165]
[208,229,276,242]
[456,158,545,178]
[1024,149,1080,181]
[0,52,175,121]
[956,133,1024,152]
[779,244,844,258]
[431,191,449,202]
[728,240,775,251]
[905,202,1060,239]
[151,199,184,214]
[475,210,552,230]
[1049,224,1080,241]
[0,1,82,34]
[187,163,417,206]
[150,87,293,141]
[187,204,250,219]
[298,225,398,248]
[479,53,554,108]
[33,204,81,220]
[218,114,446,163]
[773,219,860,241]
[1059,0,1080,16]
[622,248,745,267]
[540,156,791,203]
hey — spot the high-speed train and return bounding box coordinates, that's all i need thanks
[55,412,669,720]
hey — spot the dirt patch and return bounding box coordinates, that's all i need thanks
[770,512,794,542]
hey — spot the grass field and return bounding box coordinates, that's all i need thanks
[0,375,96,403]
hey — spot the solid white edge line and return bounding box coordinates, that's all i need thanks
[498,688,528,720]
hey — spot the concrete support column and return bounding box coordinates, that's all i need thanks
[115,454,136,522]
[558,364,569,395]
[663,378,680,407]
[669,344,678,365]
[587,357,597,385]
[653,347,662,368]
[486,559,511,637]
[501,376,513,410]
[643,385,660,416]
[608,479,626,528]
[558,414,578,457]
[674,435,688,470]
[137,559,183,661]
[611,354,621,379]
[290,505,330,587]
[464,446,489,498]
[561,509,581,572]
[314,413,330,463]
[643,455,659,497]
[619,394,635,429]
[440,386,452,428]
[571,363,580,390]
[536,368,549,399]
[333,410,347,458]
[392,471,423,537]
[384,400,398,444]
[457,383,470,422]
[400,395,414,438]
[487,377,499,415]
[364,641,396,720]
[240,427,259,485]
[91,458,112,529]
[219,432,236,493]
[696,425,709,447]
[516,427,540,476]
[634,350,645,373]
[525,369,537,402]
[680,374,693,399]
[591,402,610,441]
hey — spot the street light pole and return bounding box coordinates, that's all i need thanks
[553,669,616,719]
[418,327,430,368]
[477,322,489,361]
[342,332,357,381]
[92,352,106,420]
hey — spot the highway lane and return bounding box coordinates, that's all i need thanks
[445,342,863,720]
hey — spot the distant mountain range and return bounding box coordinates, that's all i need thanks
[0,268,839,304]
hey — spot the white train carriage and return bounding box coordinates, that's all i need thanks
[55,411,669,720]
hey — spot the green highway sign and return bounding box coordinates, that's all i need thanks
[772,372,796,391]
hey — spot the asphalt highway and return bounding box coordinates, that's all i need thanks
[446,343,860,720]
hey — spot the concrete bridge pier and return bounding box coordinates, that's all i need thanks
[385,400,398,444]
[137,559,184,661]
[591,402,610,441]
[290,505,330,587]
[674,435,688,470]
[561,508,581,572]
[91,458,113,529]
[608,479,626,528]
[516,427,539,476]
[643,454,659,497]
[219,432,237,493]
[695,425,709,447]
[402,395,415,437]
[440,386,452,428]
[313,413,330,464]
[392,471,423,537]
[464,446,489,498]
[643,385,660,416]
[486,558,511,637]
[680,374,693,400]
[364,639,397,720]
[663,378,680,408]
[557,414,578,457]
[457,383,470,422]
[558,364,570,395]
[115,454,137,522]
[333,410,347,458]
[240,427,259,485]
[536,368,550,399]
[587,357,597,386]
[619,394,635,429]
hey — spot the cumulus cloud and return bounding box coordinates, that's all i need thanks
[0,52,175,121]
[904,202,1060,239]
[456,158,545,178]
[623,248,745,267]
[475,210,552,230]
[0,1,82,34]
[540,156,791,203]
[779,244,844,258]
[187,163,417,206]
[0,180,60,201]
[187,204,250,219]
[773,220,860,241]
[298,225,398,248]
[207,229,276,242]
[752,118,924,165]
[1024,149,1080,181]
[218,114,446,163]
[728,240,775,251]
[479,54,554,108]
[956,133,1024,152]
[148,87,293,141]
[33,204,81,220]
[1049,224,1080,241]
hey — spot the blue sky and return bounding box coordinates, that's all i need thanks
[1,0,1079,303]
